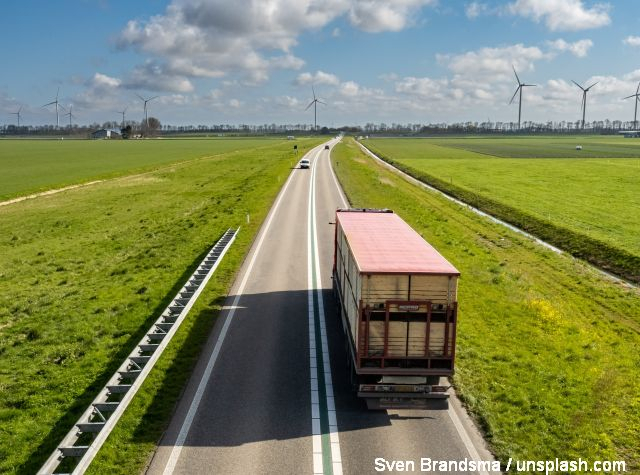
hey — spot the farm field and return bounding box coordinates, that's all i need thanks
[0,137,292,201]
[332,138,640,472]
[428,135,640,158]
[0,137,323,473]
[364,136,640,282]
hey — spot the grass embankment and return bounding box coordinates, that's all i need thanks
[0,138,288,201]
[0,138,323,474]
[363,137,640,283]
[332,138,640,472]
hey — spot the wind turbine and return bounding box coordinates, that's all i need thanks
[509,66,536,129]
[305,86,325,131]
[42,87,63,128]
[572,80,598,129]
[64,105,75,129]
[136,93,158,132]
[10,107,22,127]
[118,107,127,129]
[623,82,640,130]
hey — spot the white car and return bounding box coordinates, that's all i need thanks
[299,158,310,169]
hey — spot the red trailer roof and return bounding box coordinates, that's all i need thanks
[337,211,460,275]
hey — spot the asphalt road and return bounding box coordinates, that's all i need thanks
[146,140,496,475]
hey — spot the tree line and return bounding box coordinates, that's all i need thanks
[2,118,640,137]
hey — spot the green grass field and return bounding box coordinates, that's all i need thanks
[0,138,290,201]
[364,136,640,282]
[432,135,640,158]
[333,138,640,473]
[0,137,322,474]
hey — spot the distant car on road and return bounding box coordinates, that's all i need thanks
[299,158,310,169]
[324,145,330,150]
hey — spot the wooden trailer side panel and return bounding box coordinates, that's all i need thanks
[362,274,456,306]
[335,223,361,348]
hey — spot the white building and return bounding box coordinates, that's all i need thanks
[91,129,121,139]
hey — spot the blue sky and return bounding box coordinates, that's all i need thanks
[2,0,640,127]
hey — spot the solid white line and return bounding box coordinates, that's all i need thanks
[308,148,325,475]
[447,404,491,475]
[310,145,344,475]
[325,142,349,208]
[162,144,324,475]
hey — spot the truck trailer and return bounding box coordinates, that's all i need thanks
[333,209,460,409]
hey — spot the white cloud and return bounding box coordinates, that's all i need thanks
[395,76,449,98]
[508,0,611,31]
[93,73,121,88]
[465,2,488,19]
[548,38,593,57]
[124,61,194,93]
[623,36,640,47]
[439,44,548,82]
[73,73,126,112]
[339,81,361,96]
[348,0,436,33]
[295,71,341,86]
[273,95,302,109]
[115,0,438,89]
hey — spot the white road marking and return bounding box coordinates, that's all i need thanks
[325,143,349,208]
[447,403,491,475]
[162,144,326,475]
[308,143,344,475]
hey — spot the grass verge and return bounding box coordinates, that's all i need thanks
[0,138,323,474]
[361,139,640,284]
[332,137,640,472]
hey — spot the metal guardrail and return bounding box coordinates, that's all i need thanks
[39,228,239,474]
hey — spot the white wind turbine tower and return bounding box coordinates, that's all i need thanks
[305,86,326,131]
[509,66,536,129]
[136,94,158,133]
[118,107,127,129]
[622,82,640,130]
[571,80,598,129]
[10,107,22,127]
[64,105,75,129]
[42,87,64,128]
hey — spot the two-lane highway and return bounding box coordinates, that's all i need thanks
[147,140,495,475]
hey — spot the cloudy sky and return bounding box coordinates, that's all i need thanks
[2,0,640,126]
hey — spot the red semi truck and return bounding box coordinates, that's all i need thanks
[333,209,460,409]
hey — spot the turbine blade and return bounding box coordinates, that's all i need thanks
[317,100,326,105]
[312,86,316,100]
[571,80,585,91]
[148,96,159,102]
[512,66,521,85]
[523,83,536,87]
[623,94,636,100]
[305,101,315,110]
[509,86,520,104]
[636,82,640,95]
[42,101,55,107]
[136,93,145,101]
[586,81,598,90]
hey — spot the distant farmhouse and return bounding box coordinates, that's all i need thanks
[619,130,640,138]
[91,129,121,139]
